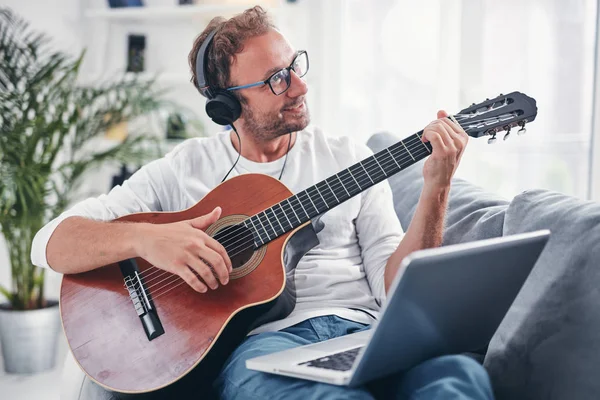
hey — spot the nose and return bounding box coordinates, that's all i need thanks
[286,69,308,98]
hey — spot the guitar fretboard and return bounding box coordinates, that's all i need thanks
[241,131,433,248]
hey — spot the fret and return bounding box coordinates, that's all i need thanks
[306,186,326,210]
[250,215,267,243]
[335,174,351,198]
[264,210,277,236]
[372,154,387,178]
[400,141,415,161]
[265,207,283,234]
[303,189,320,214]
[387,148,402,169]
[379,149,400,174]
[324,179,339,203]
[298,191,318,216]
[359,161,375,184]
[415,131,431,153]
[286,198,301,223]
[276,203,292,229]
[243,220,260,246]
[345,168,362,192]
[290,195,309,220]
[258,212,275,238]
[312,184,329,208]
[349,164,370,189]
[395,145,414,168]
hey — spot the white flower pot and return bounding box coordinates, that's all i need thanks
[0,300,61,374]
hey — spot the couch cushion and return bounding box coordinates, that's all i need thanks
[366,132,509,244]
[484,189,600,400]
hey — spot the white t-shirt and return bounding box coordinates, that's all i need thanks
[31,126,404,334]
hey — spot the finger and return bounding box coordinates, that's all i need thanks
[187,253,220,289]
[440,118,468,154]
[442,116,467,138]
[437,109,449,119]
[178,265,208,293]
[199,246,230,286]
[421,128,447,152]
[424,120,453,149]
[190,207,222,230]
[204,235,233,272]
[434,120,456,150]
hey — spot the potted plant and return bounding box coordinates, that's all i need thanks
[0,8,200,373]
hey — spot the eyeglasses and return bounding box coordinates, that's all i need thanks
[226,51,309,96]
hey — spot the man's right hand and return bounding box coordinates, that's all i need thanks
[136,207,233,293]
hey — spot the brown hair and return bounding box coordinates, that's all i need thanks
[188,6,276,96]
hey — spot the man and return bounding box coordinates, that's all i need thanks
[31,6,493,400]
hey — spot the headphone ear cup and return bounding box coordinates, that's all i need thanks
[205,90,242,126]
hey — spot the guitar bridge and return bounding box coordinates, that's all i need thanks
[119,258,165,341]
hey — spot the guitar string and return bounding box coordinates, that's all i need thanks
[130,109,531,307]
[123,111,529,307]
[132,136,433,300]
[131,133,435,297]
[145,140,432,302]
[134,115,477,286]
[132,133,430,291]
[129,113,504,296]
[129,136,432,302]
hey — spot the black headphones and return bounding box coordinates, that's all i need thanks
[195,28,242,126]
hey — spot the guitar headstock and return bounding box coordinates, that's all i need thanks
[453,92,537,143]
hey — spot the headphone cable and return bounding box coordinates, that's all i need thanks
[221,125,293,183]
[221,123,242,183]
[278,132,292,181]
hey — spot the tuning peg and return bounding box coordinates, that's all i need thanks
[488,134,497,144]
[517,121,527,135]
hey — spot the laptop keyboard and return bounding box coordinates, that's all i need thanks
[298,346,363,371]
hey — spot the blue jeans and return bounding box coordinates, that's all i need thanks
[214,315,494,400]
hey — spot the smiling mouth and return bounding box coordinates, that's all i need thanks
[283,102,305,112]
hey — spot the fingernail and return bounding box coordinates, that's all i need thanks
[223,278,229,285]
[200,288,207,293]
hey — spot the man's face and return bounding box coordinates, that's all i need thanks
[229,29,310,141]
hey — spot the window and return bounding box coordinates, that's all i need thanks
[301,0,597,200]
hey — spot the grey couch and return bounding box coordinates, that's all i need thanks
[369,132,600,399]
[60,132,600,399]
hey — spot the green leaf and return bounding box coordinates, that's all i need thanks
[0,7,205,310]
[0,284,13,304]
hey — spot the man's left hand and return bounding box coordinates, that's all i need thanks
[420,110,469,191]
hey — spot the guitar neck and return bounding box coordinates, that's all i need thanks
[242,131,433,248]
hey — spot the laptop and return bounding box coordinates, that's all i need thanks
[246,229,550,386]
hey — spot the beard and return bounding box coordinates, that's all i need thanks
[240,97,311,142]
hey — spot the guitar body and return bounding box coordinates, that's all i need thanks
[60,174,319,396]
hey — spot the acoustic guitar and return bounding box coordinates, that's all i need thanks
[59,92,537,397]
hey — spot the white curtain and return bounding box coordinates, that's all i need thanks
[293,0,597,200]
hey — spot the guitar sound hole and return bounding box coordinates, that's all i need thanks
[231,247,254,269]
[208,215,267,279]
